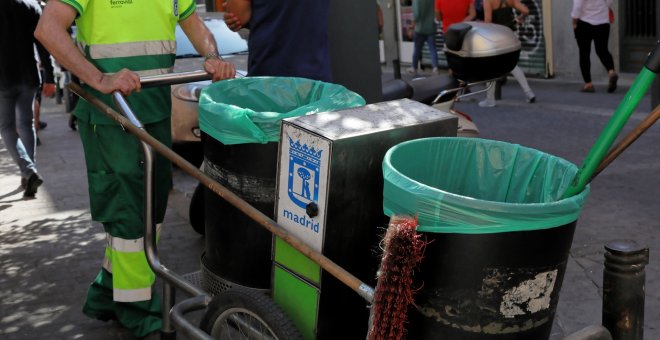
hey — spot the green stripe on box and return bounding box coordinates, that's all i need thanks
[273,266,319,340]
[274,236,320,284]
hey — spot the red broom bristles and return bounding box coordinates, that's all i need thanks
[368,215,426,340]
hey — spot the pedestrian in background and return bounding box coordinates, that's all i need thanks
[0,0,55,198]
[35,0,235,338]
[435,0,476,34]
[572,0,618,93]
[435,0,476,82]
[407,0,439,77]
[479,0,536,107]
[223,0,332,82]
[474,0,485,21]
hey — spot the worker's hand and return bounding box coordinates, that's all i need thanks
[42,83,56,98]
[204,58,236,82]
[224,11,243,31]
[99,69,141,96]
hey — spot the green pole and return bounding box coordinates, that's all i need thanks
[563,68,656,198]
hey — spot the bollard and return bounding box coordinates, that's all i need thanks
[602,240,649,340]
[393,59,402,79]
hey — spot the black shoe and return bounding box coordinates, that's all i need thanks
[38,121,48,130]
[21,177,27,189]
[23,173,43,197]
[607,73,618,93]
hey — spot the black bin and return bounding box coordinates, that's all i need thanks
[382,137,590,339]
[202,136,279,290]
[197,77,365,292]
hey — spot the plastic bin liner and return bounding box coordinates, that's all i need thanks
[198,76,366,145]
[383,137,590,234]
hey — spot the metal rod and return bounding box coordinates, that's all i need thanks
[431,78,494,105]
[70,82,375,304]
[170,295,214,340]
[591,105,660,181]
[602,240,649,340]
[162,282,176,337]
[140,70,212,88]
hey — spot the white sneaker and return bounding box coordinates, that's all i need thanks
[478,98,496,107]
[432,67,439,74]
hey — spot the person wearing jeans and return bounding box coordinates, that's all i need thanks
[0,0,55,197]
[408,0,439,76]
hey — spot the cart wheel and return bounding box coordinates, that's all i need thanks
[200,288,302,340]
[189,182,205,236]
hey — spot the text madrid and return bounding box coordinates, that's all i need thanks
[282,209,320,233]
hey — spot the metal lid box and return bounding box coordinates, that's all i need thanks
[444,22,521,82]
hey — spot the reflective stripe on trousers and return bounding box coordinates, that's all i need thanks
[102,224,162,302]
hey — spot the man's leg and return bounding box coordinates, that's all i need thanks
[78,118,172,337]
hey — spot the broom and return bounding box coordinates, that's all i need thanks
[368,215,426,340]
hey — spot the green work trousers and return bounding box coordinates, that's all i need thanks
[78,118,172,337]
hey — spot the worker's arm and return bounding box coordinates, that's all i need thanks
[179,12,236,82]
[224,0,252,31]
[34,0,141,96]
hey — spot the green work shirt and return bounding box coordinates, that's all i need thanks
[61,0,196,125]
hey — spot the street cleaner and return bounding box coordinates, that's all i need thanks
[35,1,235,338]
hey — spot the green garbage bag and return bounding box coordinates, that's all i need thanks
[382,137,590,234]
[198,77,366,145]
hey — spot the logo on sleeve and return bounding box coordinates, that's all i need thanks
[110,0,133,8]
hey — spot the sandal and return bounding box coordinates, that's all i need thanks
[608,73,618,93]
[580,85,595,93]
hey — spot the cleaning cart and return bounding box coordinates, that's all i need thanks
[67,24,660,340]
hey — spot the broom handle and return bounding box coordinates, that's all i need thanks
[590,105,660,181]
[68,82,375,303]
[563,41,660,198]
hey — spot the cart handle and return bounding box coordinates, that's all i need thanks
[69,81,375,304]
[140,70,212,88]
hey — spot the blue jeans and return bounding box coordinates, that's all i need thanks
[412,32,438,70]
[0,85,38,179]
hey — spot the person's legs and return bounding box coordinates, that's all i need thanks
[78,118,171,337]
[593,23,615,72]
[511,66,535,102]
[409,32,425,75]
[574,20,595,89]
[16,86,38,171]
[592,22,618,92]
[479,81,497,107]
[425,33,439,72]
[0,86,39,181]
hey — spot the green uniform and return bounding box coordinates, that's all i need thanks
[59,0,195,336]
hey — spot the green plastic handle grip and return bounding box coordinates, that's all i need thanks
[563,67,656,198]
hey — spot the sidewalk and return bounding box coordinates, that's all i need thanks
[1,74,657,339]
[0,101,202,339]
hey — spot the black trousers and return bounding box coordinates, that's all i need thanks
[574,19,615,83]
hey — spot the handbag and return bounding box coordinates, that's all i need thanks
[608,7,615,23]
